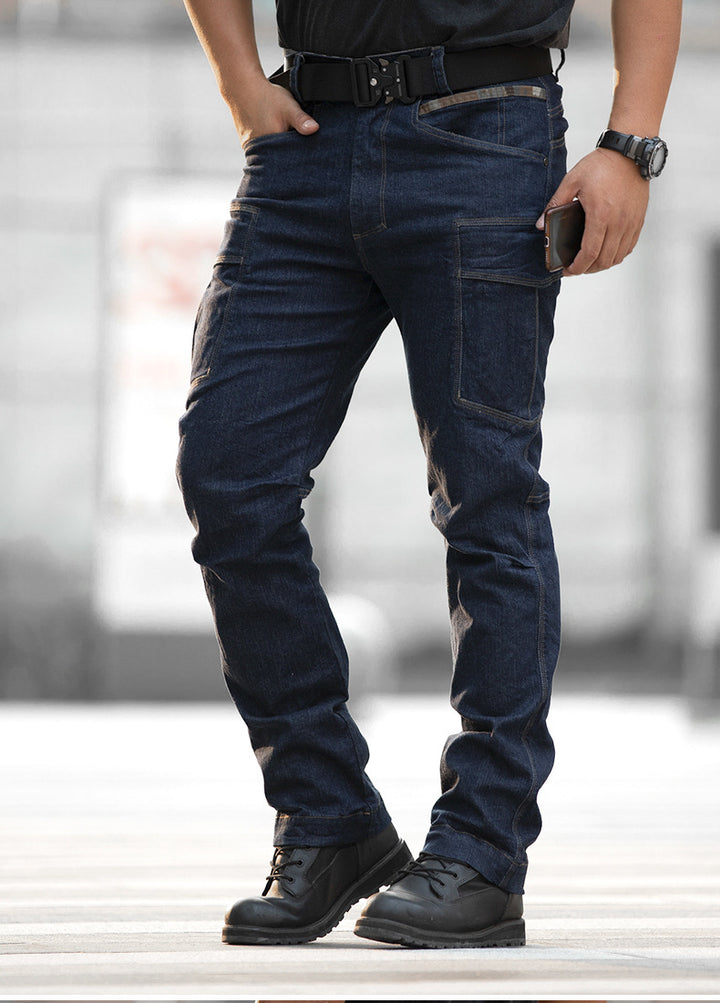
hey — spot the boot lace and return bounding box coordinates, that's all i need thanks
[262,847,307,895]
[391,852,460,899]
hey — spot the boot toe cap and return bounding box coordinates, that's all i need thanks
[225,895,285,928]
[360,887,433,925]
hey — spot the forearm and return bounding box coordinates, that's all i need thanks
[183,0,319,146]
[183,0,266,103]
[541,0,682,274]
[608,0,682,136]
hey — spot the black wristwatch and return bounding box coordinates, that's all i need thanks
[596,129,668,179]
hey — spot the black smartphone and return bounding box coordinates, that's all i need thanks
[544,199,586,271]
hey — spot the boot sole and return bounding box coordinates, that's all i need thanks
[354,915,526,949]
[222,839,413,946]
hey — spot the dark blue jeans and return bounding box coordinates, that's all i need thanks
[177,46,568,895]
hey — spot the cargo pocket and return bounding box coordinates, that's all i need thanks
[454,218,559,426]
[190,202,259,387]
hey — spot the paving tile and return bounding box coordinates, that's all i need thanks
[1,694,719,995]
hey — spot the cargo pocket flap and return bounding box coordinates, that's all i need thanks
[458,218,555,288]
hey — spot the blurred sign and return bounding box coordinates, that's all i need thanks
[95,174,234,631]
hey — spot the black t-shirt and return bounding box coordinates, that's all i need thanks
[275,1,574,58]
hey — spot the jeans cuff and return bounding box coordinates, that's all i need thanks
[273,799,392,847]
[422,823,527,894]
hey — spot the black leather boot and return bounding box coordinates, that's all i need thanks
[222,822,412,945]
[354,852,525,948]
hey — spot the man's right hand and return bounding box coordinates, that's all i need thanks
[228,76,320,151]
[182,0,320,150]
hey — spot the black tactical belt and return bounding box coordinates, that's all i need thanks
[269,45,554,108]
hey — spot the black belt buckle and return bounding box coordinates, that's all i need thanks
[350,55,413,107]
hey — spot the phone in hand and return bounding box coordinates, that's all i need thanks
[544,199,586,271]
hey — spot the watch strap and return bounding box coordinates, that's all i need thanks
[596,129,668,179]
[597,129,642,159]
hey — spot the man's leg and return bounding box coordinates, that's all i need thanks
[355,69,568,945]
[177,122,410,942]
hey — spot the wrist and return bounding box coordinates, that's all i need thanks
[608,104,662,139]
[221,71,279,136]
[218,63,268,105]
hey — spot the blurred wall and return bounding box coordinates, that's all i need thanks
[1,1,719,697]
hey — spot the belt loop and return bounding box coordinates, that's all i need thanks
[430,45,453,96]
[289,51,306,103]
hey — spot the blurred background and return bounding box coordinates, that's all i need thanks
[1,0,719,704]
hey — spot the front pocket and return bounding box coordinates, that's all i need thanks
[242,126,305,156]
[190,203,258,386]
[454,219,559,426]
[415,83,549,161]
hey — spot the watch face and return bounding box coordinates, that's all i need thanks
[649,140,668,178]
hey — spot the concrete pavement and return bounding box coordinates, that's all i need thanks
[1,692,719,997]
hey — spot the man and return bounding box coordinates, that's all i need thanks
[177,0,681,948]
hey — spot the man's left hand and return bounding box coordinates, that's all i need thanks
[537,147,650,276]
